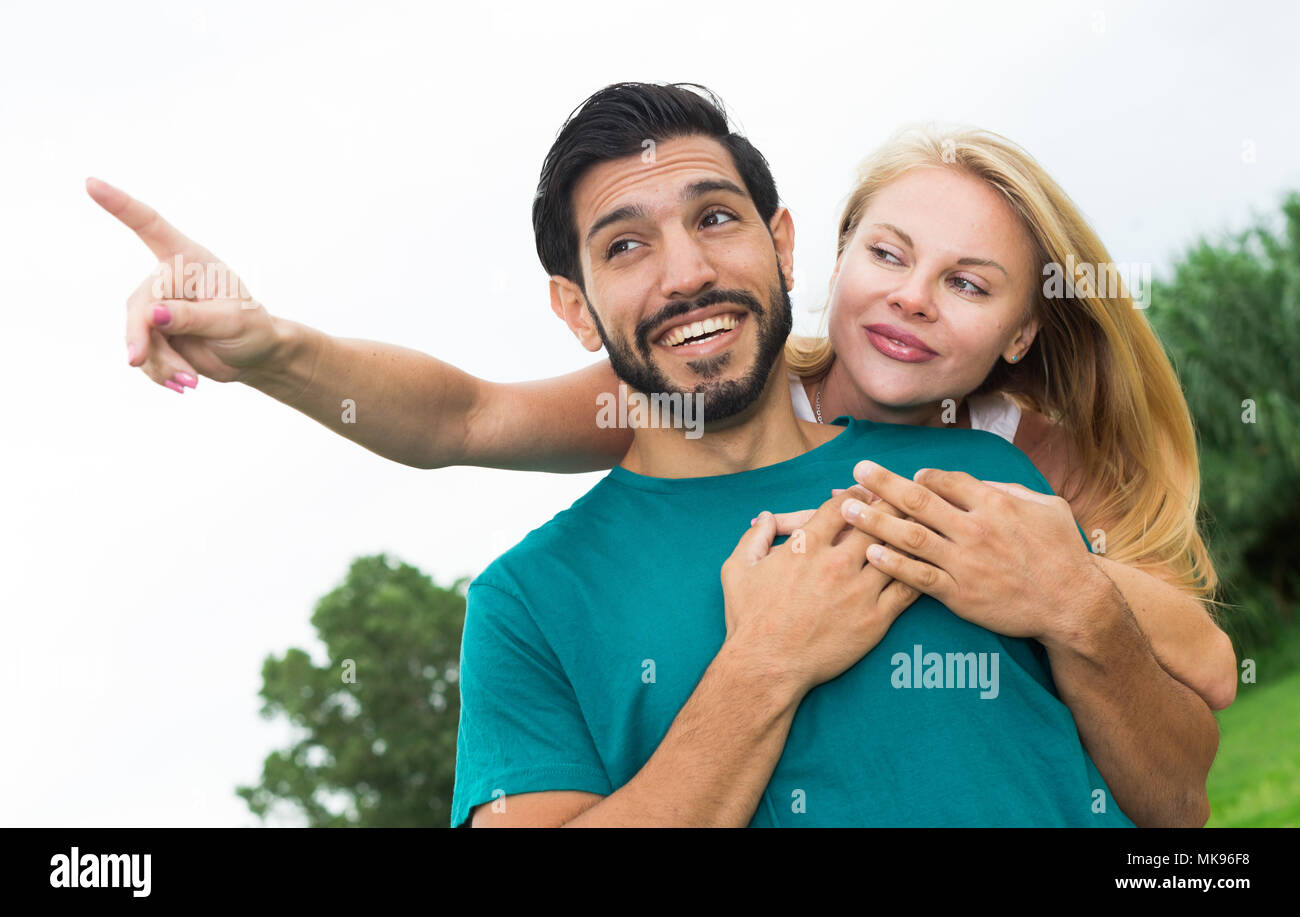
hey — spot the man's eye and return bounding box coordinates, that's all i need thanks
[606,238,643,259]
[701,209,736,228]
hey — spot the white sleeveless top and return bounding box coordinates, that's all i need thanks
[787,371,1022,444]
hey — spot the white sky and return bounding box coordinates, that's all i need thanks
[2,0,1296,826]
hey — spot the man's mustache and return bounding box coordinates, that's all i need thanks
[636,289,765,352]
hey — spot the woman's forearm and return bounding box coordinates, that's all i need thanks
[1091,555,1237,710]
[240,318,632,472]
[239,317,481,468]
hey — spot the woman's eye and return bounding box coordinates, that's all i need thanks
[951,276,989,296]
[870,245,902,265]
[701,209,736,228]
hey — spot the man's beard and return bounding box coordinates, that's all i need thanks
[586,263,793,427]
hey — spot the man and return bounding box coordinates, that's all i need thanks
[91,82,1216,827]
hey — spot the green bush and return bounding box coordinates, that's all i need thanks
[1147,192,1300,656]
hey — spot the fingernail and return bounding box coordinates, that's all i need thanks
[852,486,879,504]
[127,343,138,364]
[153,304,172,326]
[163,379,184,394]
[867,544,885,563]
[174,372,197,389]
[749,517,757,526]
[843,499,865,520]
[831,488,845,496]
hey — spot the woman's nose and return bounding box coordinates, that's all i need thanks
[890,276,937,321]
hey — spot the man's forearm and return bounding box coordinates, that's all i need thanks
[239,317,477,469]
[1043,567,1218,827]
[562,641,804,827]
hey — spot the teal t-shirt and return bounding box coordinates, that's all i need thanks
[450,416,1135,828]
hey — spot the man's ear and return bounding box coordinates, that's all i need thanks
[549,275,604,352]
[769,206,795,292]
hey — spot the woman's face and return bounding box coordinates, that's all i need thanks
[826,166,1040,416]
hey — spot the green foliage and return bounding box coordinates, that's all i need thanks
[1147,192,1300,654]
[237,554,465,827]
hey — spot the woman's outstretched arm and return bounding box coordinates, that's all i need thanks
[91,178,633,474]
[243,318,633,472]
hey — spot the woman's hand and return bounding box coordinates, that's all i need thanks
[87,177,284,393]
[836,460,1113,648]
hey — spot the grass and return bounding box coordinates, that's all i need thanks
[1205,636,1300,827]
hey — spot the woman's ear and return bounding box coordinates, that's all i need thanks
[549,276,604,352]
[1005,310,1041,363]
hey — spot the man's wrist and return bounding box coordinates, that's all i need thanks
[713,637,807,719]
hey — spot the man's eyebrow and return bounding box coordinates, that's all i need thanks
[586,204,649,247]
[873,222,1008,278]
[682,178,747,201]
[585,179,749,248]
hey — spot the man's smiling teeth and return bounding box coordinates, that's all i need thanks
[662,314,741,347]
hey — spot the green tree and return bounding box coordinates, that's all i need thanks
[237,554,465,826]
[1147,192,1300,654]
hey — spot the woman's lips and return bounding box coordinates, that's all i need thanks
[864,324,938,363]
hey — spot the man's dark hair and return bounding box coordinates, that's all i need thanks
[532,82,780,292]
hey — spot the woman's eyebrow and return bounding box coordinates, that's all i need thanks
[873,222,914,247]
[874,222,1008,278]
[956,256,1008,278]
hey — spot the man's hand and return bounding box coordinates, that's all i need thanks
[86,177,286,393]
[721,488,919,699]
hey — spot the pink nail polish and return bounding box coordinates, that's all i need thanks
[175,372,197,388]
[127,343,138,364]
[153,304,172,326]
[164,379,184,394]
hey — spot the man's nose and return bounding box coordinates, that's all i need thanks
[658,225,718,300]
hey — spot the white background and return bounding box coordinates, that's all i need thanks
[2,0,1296,825]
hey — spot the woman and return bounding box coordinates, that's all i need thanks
[772,126,1235,712]
[102,125,1235,713]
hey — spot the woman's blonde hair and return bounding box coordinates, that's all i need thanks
[787,126,1217,599]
